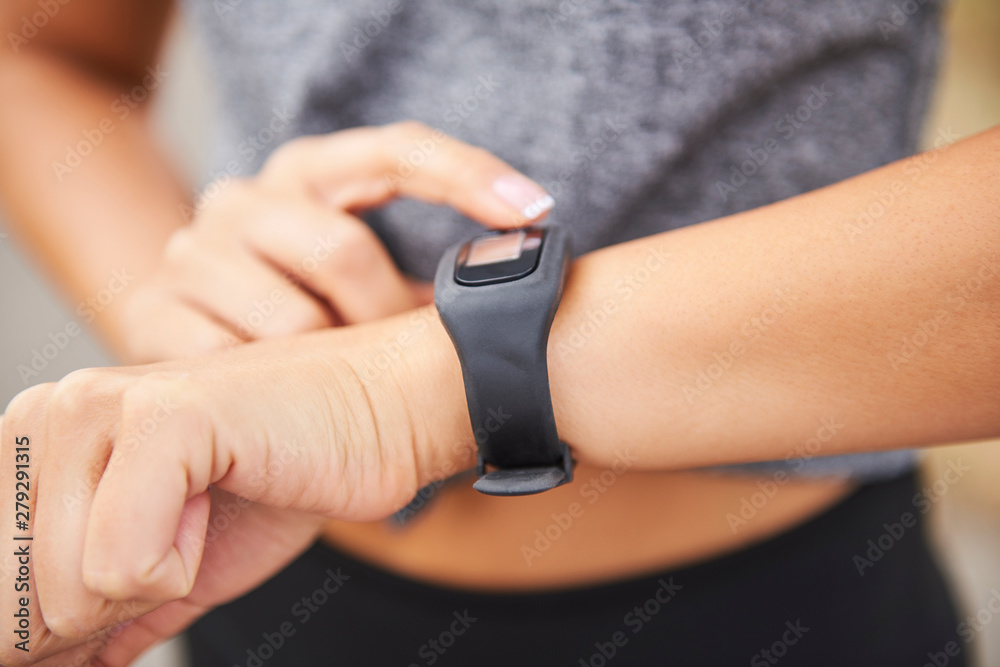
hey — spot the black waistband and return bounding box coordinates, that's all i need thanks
[188,471,966,667]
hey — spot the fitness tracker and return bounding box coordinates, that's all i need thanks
[434,224,574,496]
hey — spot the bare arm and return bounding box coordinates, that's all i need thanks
[541,125,1000,471]
[0,5,557,363]
[0,0,185,354]
[2,117,998,667]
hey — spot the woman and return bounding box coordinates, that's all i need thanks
[0,0,996,665]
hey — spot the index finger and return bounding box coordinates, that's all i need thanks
[257,122,555,228]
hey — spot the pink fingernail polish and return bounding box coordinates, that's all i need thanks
[492,174,555,220]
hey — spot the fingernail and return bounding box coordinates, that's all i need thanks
[492,174,554,221]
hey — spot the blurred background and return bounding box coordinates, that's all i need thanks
[0,0,998,665]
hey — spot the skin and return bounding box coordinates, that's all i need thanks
[0,0,182,355]
[0,1,998,666]
[115,124,548,361]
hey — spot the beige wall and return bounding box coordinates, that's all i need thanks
[920,1,1000,666]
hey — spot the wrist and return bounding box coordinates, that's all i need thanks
[348,305,476,494]
[546,240,674,471]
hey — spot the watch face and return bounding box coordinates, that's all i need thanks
[455,228,545,286]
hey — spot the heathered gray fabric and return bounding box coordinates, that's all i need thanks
[180,0,945,480]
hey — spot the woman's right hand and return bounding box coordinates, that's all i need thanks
[117,121,555,363]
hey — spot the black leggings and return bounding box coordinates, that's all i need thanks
[187,472,967,666]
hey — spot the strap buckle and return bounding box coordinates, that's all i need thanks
[473,442,575,496]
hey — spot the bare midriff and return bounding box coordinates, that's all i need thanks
[320,464,854,591]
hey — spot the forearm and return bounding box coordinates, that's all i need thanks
[400,127,1000,480]
[3,122,996,639]
[0,49,187,354]
[544,126,1000,470]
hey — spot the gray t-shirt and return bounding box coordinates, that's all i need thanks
[181,0,945,480]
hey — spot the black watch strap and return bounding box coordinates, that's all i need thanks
[434,225,574,496]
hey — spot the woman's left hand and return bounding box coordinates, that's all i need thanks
[0,307,470,667]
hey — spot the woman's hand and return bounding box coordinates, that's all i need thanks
[118,121,554,363]
[0,306,473,667]
[0,121,552,665]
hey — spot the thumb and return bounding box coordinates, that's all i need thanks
[79,345,415,604]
